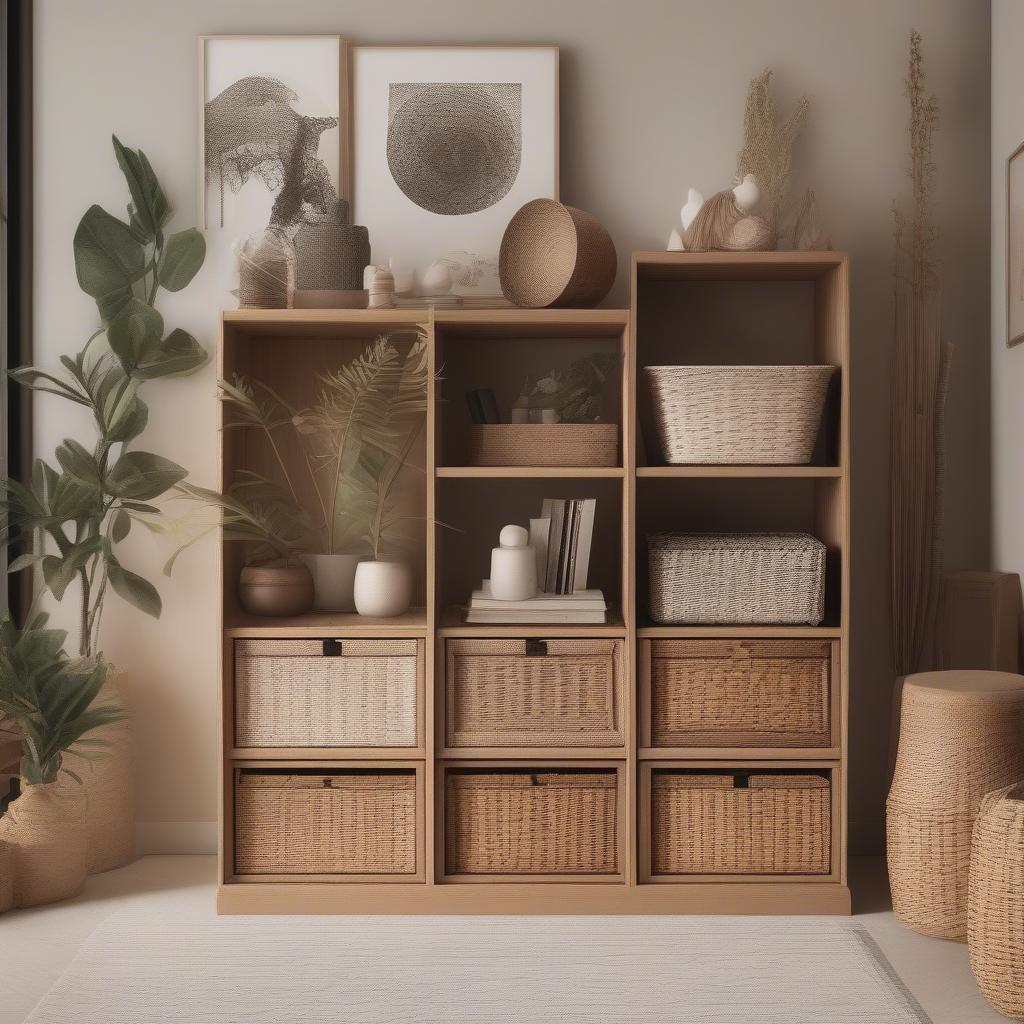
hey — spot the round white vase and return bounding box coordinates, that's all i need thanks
[301,553,366,612]
[353,560,413,617]
[490,525,537,601]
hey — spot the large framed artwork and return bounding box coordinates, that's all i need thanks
[353,45,559,300]
[1008,141,1024,346]
[199,35,350,236]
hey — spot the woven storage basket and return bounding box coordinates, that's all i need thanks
[648,533,826,625]
[234,769,417,875]
[652,771,831,875]
[234,639,419,748]
[499,199,617,308]
[446,770,618,875]
[968,782,1024,1021]
[648,640,833,748]
[644,365,836,465]
[470,423,618,468]
[446,639,624,748]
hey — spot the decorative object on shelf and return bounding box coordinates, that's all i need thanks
[531,352,616,423]
[200,36,348,234]
[538,497,597,595]
[466,584,606,625]
[682,175,775,253]
[489,525,538,602]
[887,670,1024,941]
[648,532,826,626]
[469,423,617,468]
[736,68,809,235]
[510,385,531,424]
[465,388,500,425]
[968,782,1024,1020]
[237,229,294,308]
[644,364,835,465]
[1007,141,1024,346]
[890,31,952,681]
[499,198,617,308]
[299,554,362,614]
[353,45,557,298]
[793,189,831,251]
[238,563,315,617]
[293,199,369,309]
[353,559,413,618]
[368,262,396,309]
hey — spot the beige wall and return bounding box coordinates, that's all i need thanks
[33,0,991,854]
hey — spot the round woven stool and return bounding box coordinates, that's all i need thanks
[968,782,1024,1020]
[886,671,1024,940]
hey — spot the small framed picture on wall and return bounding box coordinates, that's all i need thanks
[1007,141,1024,346]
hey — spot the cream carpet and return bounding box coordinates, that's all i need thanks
[26,911,931,1023]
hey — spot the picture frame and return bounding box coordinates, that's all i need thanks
[1007,140,1024,346]
[352,44,559,299]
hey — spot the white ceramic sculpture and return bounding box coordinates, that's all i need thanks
[665,178,774,253]
[353,559,412,617]
[681,187,705,231]
[489,524,537,601]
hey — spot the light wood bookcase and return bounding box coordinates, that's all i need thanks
[217,250,851,914]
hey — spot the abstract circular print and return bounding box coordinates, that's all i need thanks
[387,82,522,216]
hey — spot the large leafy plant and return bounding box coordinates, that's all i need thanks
[1,136,207,657]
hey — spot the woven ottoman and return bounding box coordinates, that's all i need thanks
[886,671,1024,940]
[968,783,1024,1020]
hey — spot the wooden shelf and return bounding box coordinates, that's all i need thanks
[637,466,841,479]
[440,747,628,761]
[434,307,628,338]
[638,747,842,761]
[437,466,624,479]
[634,250,845,282]
[637,623,841,639]
[231,747,426,761]
[225,608,428,638]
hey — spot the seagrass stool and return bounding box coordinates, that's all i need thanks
[886,671,1024,940]
[968,782,1024,1021]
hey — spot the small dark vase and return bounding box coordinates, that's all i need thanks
[239,564,314,617]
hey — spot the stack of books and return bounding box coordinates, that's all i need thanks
[466,583,607,624]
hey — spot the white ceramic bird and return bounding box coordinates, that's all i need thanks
[680,188,704,231]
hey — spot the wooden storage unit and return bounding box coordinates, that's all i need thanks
[217,253,851,914]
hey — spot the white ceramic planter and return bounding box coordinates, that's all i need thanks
[301,553,366,612]
[353,560,413,618]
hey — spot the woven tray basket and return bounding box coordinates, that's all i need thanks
[648,533,826,625]
[446,770,618,875]
[446,639,624,748]
[470,423,618,468]
[652,772,831,875]
[644,365,836,465]
[968,783,1024,1020]
[234,639,418,748]
[649,639,832,748]
[234,769,417,875]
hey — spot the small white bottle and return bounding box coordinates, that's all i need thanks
[510,385,530,424]
[489,524,537,601]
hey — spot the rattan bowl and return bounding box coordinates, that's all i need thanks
[499,199,617,308]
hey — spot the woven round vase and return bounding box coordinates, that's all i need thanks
[499,199,616,308]
[968,782,1024,1020]
[887,670,1024,940]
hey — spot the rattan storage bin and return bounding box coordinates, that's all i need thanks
[234,639,419,748]
[469,423,618,468]
[446,770,618,875]
[234,768,417,876]
[648,640,833,748]
[644,365,836,465]
[648,533,826,625]
[446,639,624,748]
[651,771,831,875]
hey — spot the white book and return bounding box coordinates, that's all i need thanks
[541,498,566,593]
[465,609,607,624]
[529,518,550,585]
[471,584,606,611]
[572,498,597,592]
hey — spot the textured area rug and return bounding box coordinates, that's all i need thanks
[27,912,931,1024]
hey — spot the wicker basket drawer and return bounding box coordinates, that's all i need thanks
[446,769,619,875]
[446,639,624,748]
[651,770,831,875]
[648,640,833,748]
[234,768,418,876]
[234,639,420,748]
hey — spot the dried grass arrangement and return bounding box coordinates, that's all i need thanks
[890,31,953,676]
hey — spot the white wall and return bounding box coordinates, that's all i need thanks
[33,0,991,854]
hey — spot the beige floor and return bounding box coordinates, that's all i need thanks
[0,856,1006,1024]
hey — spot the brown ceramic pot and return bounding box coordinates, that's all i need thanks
[239,564,314,617]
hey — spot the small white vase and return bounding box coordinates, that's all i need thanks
[353,560,412,617]
[490,525,537,601]
[301,553,366,612]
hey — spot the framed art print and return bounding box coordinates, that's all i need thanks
[353,45,559,298]
[199,35,350,235]
[1008,141,1024,346]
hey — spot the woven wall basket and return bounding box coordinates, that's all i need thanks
[470,423,618,467]
[968,782,1024,1021]
[499,199,617,308]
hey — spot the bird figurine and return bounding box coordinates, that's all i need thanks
[674,174,775,253]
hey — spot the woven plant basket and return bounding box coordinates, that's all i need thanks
[652,771,831,875]
[968,782,1024,1020]
[446,770,618,875]
[469,423,618,468]
[887,671,1024,940]
[234,639,419,748]
[235,769,417,875]
[648,533,826,625]
[499,199,617,308]
[446,639,624,748]
[644,365,836,465]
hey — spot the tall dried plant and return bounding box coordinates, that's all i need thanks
[890,30,952,676]
[736,69,809,232]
